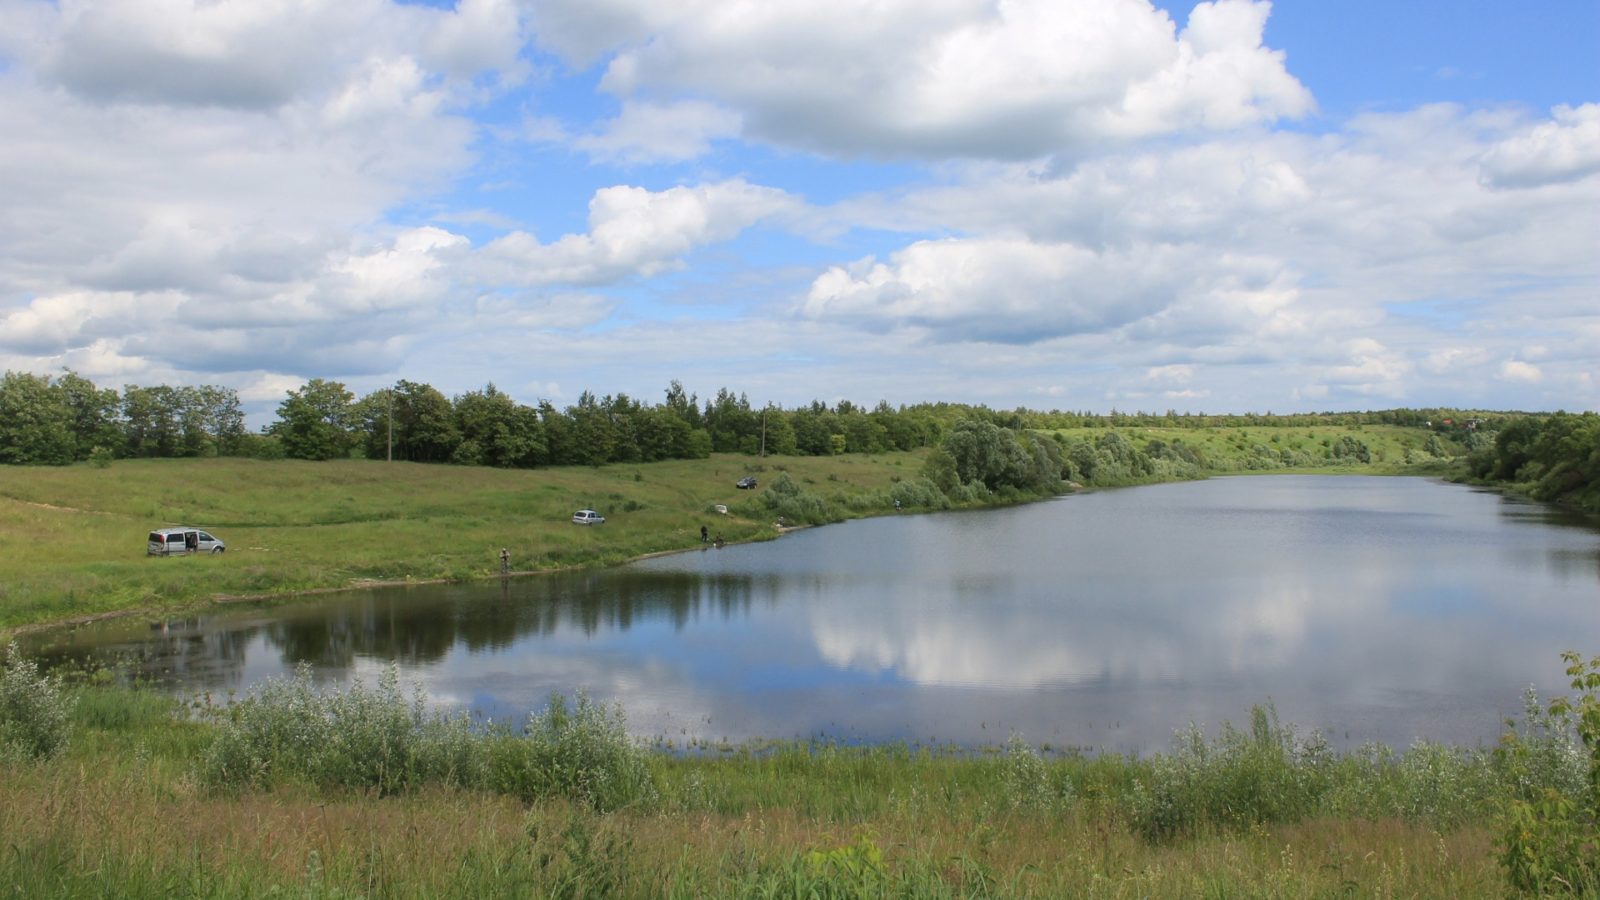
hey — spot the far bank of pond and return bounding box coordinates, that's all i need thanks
[24,474,1600,755]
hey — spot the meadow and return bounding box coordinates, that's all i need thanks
[0,452,922,631]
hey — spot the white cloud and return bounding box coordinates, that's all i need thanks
[1501,360,1544,384]
[575,100,743,164]
[1480,103,1600,189]
[1145,364,1194,383]
[27,0,526,110]
[476,180,798,285]
[803,238,1199,343]
[566,0,1309,160]
[799,102,1598,407]
[0,0,1592,415]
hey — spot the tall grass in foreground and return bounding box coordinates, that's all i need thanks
[167,660,1587,834]
[202,664,656,811]
[4,652,1599,895]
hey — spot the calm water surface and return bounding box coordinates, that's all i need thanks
[25,476,1600,753]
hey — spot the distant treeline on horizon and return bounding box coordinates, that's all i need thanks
[0,368,1559,469]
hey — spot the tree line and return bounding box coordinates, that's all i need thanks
[1466,410,1600,513]
[1,369,1591,503]
[0,371,961,467]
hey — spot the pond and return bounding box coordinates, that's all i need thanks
[24,476,1600,754]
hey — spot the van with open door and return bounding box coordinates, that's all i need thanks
[147,527,225,556]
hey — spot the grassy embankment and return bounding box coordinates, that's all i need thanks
[0,452,922,632]
[0,422,1454,633]
[1046,422,1457,476]
[0,676,1546,898]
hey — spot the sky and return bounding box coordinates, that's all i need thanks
[0,0,1596,425]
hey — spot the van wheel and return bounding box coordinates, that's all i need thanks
[211,547,224,554]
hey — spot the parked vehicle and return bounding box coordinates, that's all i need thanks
[572,509,605,525]
[147,527,225,556]
[736,476,758,489]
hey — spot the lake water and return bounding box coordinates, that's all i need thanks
[24,476,1600,754]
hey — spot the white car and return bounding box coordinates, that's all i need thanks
[572,509,605,525]
[147,527,225,555]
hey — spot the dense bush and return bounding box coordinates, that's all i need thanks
[1128,705,1332,840]
[759,472,837,524]
[488,692,658,812]
[1498,654,1600,894]
[0,643,73,761]
[200,663,481,793]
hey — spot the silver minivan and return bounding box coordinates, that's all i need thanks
[147,527,225,555]
[571,509,605,525]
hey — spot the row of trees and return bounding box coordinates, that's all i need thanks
[266,378,954,466]
[0,369,1588,496]
[0,371,958,467]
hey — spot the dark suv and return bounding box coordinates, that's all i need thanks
[736,476,758,489]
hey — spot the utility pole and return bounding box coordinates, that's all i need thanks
[760,405,767,457]
[387,387,393,462]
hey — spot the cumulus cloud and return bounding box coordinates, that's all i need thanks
[803,238,1203,343]
[0,0,522,383]
[475,180,799,285]
[1480,104,1600,189]
[795,100,1598,406]
[546,0,1311,160]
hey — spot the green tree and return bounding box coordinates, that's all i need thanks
[0,371,74,464]
[121,385,184,457]
[451,384,543,468]
[568,391,617,466]
[388,380,459,463]
[195,385,246,456]
[53,370,123,459]
[270,379,355,460]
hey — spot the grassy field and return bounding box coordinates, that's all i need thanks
[0,453,924,631]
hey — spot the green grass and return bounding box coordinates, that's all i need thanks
[0,453,926,631]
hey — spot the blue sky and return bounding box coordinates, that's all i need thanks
[0,0,1595,423]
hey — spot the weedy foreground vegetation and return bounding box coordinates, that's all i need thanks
[3,643,1599,898]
